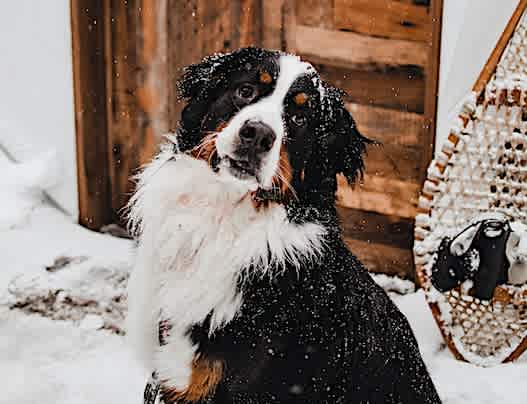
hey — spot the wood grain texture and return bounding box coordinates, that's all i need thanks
[295,0,335,29]
[262,0,284,49]
[199,0,236,54]
[337,174,420,218]
[289,24,429,69]
[346,103,425,146]
[344,237,415,278]
[317,63,425,113]
[334,0,431,42]
[70,0,113,230]
[239,0,263,47]
[364,143,422,182]
[282,0,297,52]
[337,205,414,249]
[167,0,198,131]
[137,0,169,139]
[104,0,167,222]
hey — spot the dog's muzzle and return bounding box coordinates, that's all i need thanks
[226,120,276,179]
[238,120,276,155]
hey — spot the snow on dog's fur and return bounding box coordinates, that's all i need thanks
[127,149,326,389]
[127,47,440,403]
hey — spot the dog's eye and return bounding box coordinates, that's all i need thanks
[236,83,257,101]
[291,114,307,127]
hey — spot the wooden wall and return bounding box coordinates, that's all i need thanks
[71,0,169,227]
[71,0,443,278]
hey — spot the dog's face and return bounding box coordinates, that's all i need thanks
[177,47,368,203]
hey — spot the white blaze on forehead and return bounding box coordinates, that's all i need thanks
[273,55,314,105]
[215,54,314,189]
[256,55,313,187]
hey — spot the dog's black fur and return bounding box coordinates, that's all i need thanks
[157,47,441,403]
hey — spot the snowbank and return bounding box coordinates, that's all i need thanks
[1,159,525,403]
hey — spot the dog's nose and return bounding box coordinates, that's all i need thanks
[239,121,276,153]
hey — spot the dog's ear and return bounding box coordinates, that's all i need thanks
[325,101,373,186]
[176,52,235,151]
[177,53,229,104]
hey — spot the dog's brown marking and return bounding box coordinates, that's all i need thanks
[259,70,272,84]
[275,145,294,197]
[250,191,269,210]
[161,355,224,403]
[294,92,309,106]
[250,147,294,210]
[215,121,228,132]
[190,132,218,166]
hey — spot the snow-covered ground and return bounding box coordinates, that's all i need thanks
[1,153,526,404]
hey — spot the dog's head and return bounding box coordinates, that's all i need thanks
[177,47,369,204]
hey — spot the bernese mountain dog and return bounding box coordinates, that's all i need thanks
[127,47,441,404]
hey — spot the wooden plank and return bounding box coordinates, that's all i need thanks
[282,0,297,52]
[104,0,167,221]
[288,24,429,69]
[337,174,420,218]
[364,142,422,182]
[334,0,431,42]
[198,0,236,53]
[137,0,169,142]
[344,237,415,278]
[473,0,527,94]
[295,0,335,29]
[104,0,141,219]
[420,0,442,183]
[70,0,113,230]
[239,0,263,47]
[346,103,425,146]
[337,205,414,249]
[262,0,284,49]
[317,63,425,113]
[167,0,199,131]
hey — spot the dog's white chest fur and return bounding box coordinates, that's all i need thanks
[126,150,325,389]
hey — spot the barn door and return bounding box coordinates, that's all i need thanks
[71,0,442,278]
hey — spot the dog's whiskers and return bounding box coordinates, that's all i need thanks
[191,133,218,160]
[274,165,298,201]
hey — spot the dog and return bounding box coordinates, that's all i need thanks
[127,47,441,404]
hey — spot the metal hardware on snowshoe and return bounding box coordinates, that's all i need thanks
[431,218,512,300]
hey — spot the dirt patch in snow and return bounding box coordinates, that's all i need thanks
[6,255,129,335]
